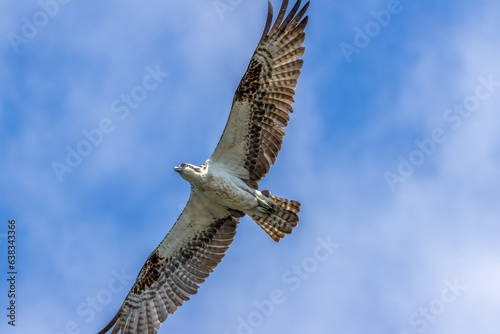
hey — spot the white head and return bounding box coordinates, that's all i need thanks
[174,163,202,183]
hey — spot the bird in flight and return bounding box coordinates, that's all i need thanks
[99,0,309,333]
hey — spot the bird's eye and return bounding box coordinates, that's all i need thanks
[181,163,188,168]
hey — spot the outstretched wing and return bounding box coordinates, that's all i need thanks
[210,0,309,189]
[99,191,240,334]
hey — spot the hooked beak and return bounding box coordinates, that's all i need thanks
[174,166,182,173]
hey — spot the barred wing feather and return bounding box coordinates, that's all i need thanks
[210,0,309,189]
[98,192,238,334]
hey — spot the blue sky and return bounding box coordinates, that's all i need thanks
[1,0,500,333]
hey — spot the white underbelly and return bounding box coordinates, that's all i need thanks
[197,169,257,211]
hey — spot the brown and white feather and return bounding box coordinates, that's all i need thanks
[98,192,239,334]
[210,0,309,189]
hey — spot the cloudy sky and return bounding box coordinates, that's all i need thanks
[1,0,500,333]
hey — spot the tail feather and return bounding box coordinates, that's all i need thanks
[267,194,301,215]
[249,192,301,242]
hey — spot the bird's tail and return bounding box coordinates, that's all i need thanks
[248,191,301,242]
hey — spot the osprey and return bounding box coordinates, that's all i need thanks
[99,0,309,333]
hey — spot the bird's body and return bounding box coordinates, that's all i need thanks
[99,1,309,333]
[177,161,260,212]
[175,159,296,241]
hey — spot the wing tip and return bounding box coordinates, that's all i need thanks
[265,0,310,39]
[269,0,290,36]
[259,1,274,43]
